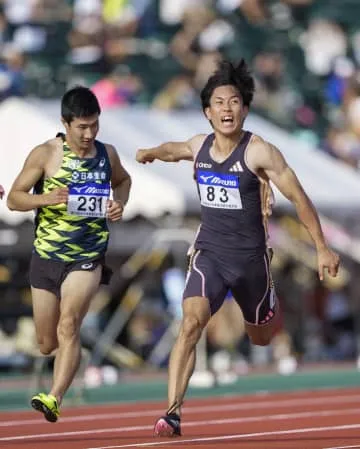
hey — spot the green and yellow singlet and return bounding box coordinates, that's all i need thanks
[33,138,112,262]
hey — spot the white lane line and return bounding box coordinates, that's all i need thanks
[1,407,360,442]
[2,393,360,427]
[323,446,360,449]
[87,424,360,449]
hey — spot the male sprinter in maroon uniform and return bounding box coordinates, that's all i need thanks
[136,59,340,437]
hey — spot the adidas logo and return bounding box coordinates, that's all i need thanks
[229,161,243,172]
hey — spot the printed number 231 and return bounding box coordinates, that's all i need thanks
[78,196,103,212]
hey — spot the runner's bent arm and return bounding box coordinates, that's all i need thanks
[136,134,206,163]
[106,144,132,207]
[254,140,327,251]
[7,145,68,211]
[255,140,340,279]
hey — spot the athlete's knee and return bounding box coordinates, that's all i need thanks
[38,338,58,355]
[247,313,280,346]
[249,333,273,346]
[179,315,204,346]
[248,326,277,346]
[57,314,80,342]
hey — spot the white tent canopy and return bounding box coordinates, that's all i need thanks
[2,98,360,225]
[0,99,58,225]
[98,107,360,211]
[0,98,185,225]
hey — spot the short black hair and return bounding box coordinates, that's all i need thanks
[61,86,101,123]
[200,59,255,110]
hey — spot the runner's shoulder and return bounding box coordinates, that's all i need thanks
[187,134,208,157]
[27,138,60,165]
[248,133,268,149]
[247,133,274,163]
[102,142,116,156]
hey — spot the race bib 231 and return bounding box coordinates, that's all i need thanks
[67,182,110,217]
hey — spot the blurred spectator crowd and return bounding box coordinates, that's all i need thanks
[1,0,360,376]
[0,0,359,167]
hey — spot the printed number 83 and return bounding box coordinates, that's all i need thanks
[206,186,228,203]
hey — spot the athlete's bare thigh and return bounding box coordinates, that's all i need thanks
[60,267,102,319]
[31,288,60,353]
[224,250,279,346]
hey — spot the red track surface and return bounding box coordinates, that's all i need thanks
[1,387,360,449]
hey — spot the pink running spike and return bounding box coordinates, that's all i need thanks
[154,418,178,437]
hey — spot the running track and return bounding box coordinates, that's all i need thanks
[1,387,360,449]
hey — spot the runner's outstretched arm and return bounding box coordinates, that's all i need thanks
[136,134,206,163]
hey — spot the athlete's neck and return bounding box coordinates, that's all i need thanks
[212,130,245,157]
[64,135,96,158]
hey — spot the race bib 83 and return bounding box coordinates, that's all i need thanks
[67,182,110,217]
[197,171,242,210]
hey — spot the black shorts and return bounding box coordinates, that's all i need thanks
[29,253,112,299]
[183,248,277,325]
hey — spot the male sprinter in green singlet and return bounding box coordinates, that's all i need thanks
[7,86,131,422]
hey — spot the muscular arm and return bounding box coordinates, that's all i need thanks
[251,139,340,279]
[252,138,339,280]
[106,145,132,207]
[7,145,62,211]
[254,141,327,250]
[136,134,206,163]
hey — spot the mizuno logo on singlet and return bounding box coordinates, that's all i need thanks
[200,175,213,182]
[211,177,237,186]
[72,185,110,195]
[198,171,239,187]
